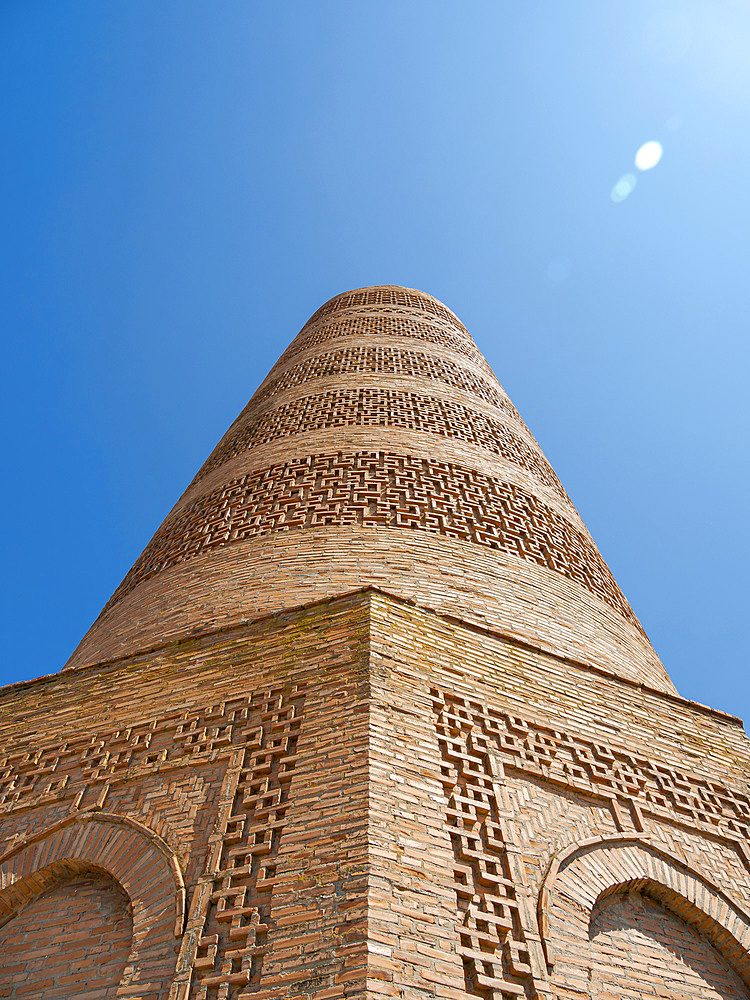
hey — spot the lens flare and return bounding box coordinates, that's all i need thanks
[635,141,663,170]
[611,174,637,203]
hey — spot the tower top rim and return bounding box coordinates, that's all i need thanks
[308,285,468,330]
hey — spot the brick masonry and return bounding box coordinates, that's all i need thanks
[1,287,749,999]
[65,286,672,692]
[0,872,132,999]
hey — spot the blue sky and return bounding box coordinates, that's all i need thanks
[2,2,748,719]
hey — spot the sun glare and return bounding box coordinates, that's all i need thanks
[635,141,663,171]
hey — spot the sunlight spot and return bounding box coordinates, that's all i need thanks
[610,174,637,203]
[635,141,663,171]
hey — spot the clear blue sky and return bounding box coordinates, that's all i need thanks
[2,2,748,719]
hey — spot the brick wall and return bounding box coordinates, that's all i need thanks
[0,593,372,1000]
[365,590,750,999]
[0,872,132,999]
[562,889,747,998]
[4,286,749,996]
[1,591,750,997]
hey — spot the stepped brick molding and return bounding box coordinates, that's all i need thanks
[539,836,750,980]
[1,287,748,998]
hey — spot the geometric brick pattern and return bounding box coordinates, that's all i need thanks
[301,285,474,338]
[67,285,668,691]
[194,388,567,499]
[0,686,303,1000]
[431,687,750,998]
[0,692,291,818]
[253,346,517,416]
[106,451,638,625]
[430,689,750,847]
[275,310,485,367]
[2,588,750,998]
[175,688,303,999]
[434,697,535,998]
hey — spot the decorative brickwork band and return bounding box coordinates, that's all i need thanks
[66,285,668,691]
[254,346,518,417]
[0,693,288,818]
[434,697,537,999]
[430,689,750,858]
[0,683,303,998]
[276,309,485,368]
[431,687,750,996]
[171,687,303,999]
[105,451,638,627]
[195,388,567,500]
[302,286,472,338]
[6,281,747,1000]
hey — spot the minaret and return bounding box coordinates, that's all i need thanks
[67,286,671,693]
[2,287,750,1000]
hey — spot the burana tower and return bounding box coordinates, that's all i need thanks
[1,286,749,1000]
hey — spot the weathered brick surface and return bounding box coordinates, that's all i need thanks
[558,890,747,998]
[2,287,749,998]
[2,591,750,997]
[0,595,371,1000]
[192,387,566,499]
[105,452,634,626]
[362,590,750,998]
[0,872,132,999]
[253,346,514,414]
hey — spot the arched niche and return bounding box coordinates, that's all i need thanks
[0,812,185,999]
[538,835,750,993]
[0,864,133,998]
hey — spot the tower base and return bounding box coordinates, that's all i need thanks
[1,589,749,998]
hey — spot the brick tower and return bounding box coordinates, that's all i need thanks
[1,286,749,1000]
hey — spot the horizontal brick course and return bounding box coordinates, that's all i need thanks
[0,872,132,999]
[193,387,565,499]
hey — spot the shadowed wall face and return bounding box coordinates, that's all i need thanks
[585,891,747,999]
[0,872,132,999]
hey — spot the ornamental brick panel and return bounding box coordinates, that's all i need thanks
[2,287,748,998]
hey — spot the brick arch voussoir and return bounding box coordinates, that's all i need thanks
[538,834,750,986]
[0,812,185,996]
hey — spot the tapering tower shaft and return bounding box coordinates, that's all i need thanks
[67,286,671,693]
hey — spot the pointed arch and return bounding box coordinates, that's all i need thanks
[0,812,185,998]
[538,834,750,987]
